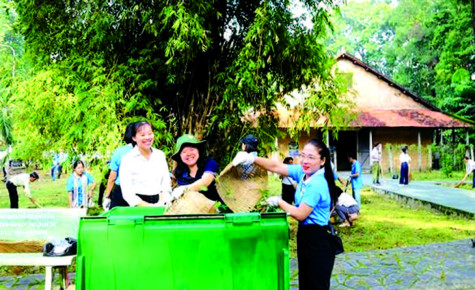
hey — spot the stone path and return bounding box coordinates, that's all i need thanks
[4,240,474,289]
[291,239,475,289]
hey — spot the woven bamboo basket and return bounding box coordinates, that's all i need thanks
[216,164,268,212]
[165,191,218,215]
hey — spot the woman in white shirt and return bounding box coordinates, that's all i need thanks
[119,121,172,207]
[399,146,411,185]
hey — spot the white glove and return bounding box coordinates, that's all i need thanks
[266,196,282,207]
[171,186,188,201]
[232,151,257,167]
[102,197,111,211]
[157,191,172,206]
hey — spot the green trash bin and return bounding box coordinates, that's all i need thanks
[76,211,289,290]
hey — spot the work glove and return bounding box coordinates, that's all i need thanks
[232,151,257,167]
[156,191,172,207]
[266,196,282,207]
[171,186,188,201]
[102,197,111,211]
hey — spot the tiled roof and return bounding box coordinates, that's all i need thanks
[353,109,471,128]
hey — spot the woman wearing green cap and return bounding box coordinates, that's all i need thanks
[171,134,224,204]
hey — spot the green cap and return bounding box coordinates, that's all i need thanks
[172,134,206,161]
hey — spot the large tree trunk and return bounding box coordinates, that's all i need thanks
[471,0,475,38]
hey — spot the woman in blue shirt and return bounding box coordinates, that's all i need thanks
[104,122,135,210]
[233,139,338,289]
[66,160,96,208]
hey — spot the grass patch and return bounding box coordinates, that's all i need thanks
[388,169,465,182]
[283,187,474,257]
[332,188,473,253]
[1,174,473,275]
[0,170,104,209]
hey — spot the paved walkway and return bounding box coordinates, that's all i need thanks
[290,239,475,289]
[364,174,475,216]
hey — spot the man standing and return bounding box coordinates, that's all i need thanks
[455,156,475,188]
[6,172,41,208]
[370,143,383,185]
[348,153,363,206]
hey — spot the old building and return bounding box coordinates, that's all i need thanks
[276,53,473,172]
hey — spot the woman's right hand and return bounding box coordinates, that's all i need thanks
[171,186,188,201]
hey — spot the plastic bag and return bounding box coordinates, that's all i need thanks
[42,237,77,256]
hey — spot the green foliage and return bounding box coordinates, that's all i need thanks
[270,185,474,256]
[431,143,467,176]
[0,0,21,146]
[327,0,475,122]
[7,0,347,166]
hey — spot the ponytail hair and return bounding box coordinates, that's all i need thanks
[306,139,337,208]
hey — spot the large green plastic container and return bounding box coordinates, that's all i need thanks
[76,210,289,290]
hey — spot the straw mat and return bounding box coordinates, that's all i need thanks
[0,241,44,253]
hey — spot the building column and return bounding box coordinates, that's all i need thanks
[388,145,393,174]
[356,131,359,160]
[452,128,456,166]
[467,130,473,159]
[418,130,422,171]
[369,129,373,152]
[470,129,474,160]
[428,146,432,170]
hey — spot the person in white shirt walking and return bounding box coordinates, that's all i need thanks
[6,172,41,208]
[455,156,475,188]
[399,146,411,185]
[119,121,172,207]
[370,143,383,185]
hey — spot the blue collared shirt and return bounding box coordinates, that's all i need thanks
[109,144,133,185]
[66,172,95,206]
[287,165,331,226]
[351,160,363,189]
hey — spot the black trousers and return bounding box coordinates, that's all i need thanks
[136,194,159,204]
[109,185,129,209]
[6,181,18,209]
[281,184,295,204]
[297,224,336,290]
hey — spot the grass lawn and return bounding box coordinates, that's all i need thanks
[336,188,474,252]
[388,169,466,182]
[282,187,474,258]
[0,171,100,209]
[0,173,473,276]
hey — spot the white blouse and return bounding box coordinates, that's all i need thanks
[399,153,411,164]
[119,147,172,206]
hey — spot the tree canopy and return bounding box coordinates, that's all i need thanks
[3,0,346,163]
[327,0,475,122]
